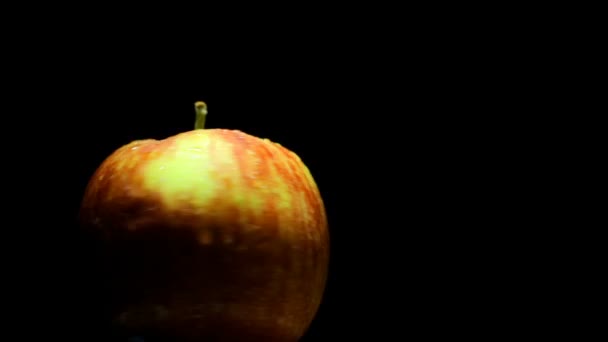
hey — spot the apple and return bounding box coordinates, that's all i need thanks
[79,102,329,341]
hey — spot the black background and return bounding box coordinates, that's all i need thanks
[15,64,492,341]
[4,13,538,340]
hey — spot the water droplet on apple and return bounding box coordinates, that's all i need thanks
[222,233,234,245]
[235,244,249,251]
[130,146,139,150]
[127,221,138,231]
[198,229,213,245]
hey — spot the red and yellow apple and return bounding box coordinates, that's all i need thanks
[79,102,329,341]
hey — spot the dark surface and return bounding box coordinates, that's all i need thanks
[14,77,485,341]
[5,21,535,340]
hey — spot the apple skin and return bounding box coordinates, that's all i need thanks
[79,128,329,341]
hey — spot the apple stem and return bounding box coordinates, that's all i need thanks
[194,101,207,130]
